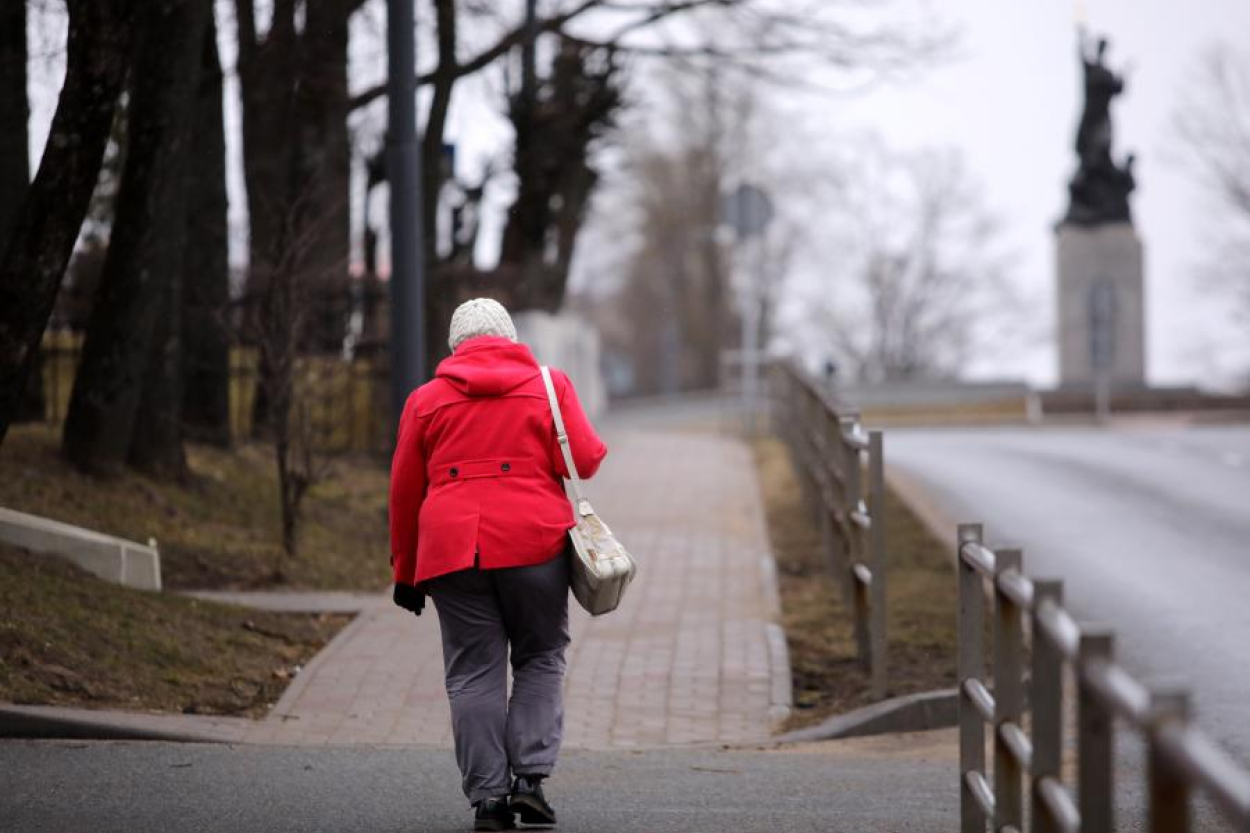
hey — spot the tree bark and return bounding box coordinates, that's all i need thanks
[423,0,457,268]
[1,0,46,424]
[420,0,460,372]
[237,0,352,355]
[0,0,133,445]
[236,0,296,291]
[63,0,212,476]
[295,0,351,353]
[181,13,232,446]
[237,0,355,432]
[499,40,620,312]
[0,0,28,240]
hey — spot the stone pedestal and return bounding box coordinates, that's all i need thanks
[1055,222,1146,386]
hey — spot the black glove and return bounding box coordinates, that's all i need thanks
[393,582,426,616]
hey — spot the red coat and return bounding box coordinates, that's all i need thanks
[389,335,607,587]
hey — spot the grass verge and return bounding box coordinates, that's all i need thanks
[0,544,347,716]
[0,424,390,590]
[753,435,957,731]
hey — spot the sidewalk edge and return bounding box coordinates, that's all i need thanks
[0,704,250,744]
[773,688,958,744]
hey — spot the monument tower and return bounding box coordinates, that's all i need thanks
[1056,32,1146,388]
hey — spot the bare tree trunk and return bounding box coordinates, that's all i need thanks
[419,0,459,373]
[257,238,314,572]
[235,0,296,436]
[0,0,27,240]
[236,0,295,303]
[129,236,187,476]
[0,0,133,445]
[499,40,620,312]
[263,260,298,569]
[63,0,212,476]
[182,13,231,446]
[273,399,312,571]
[235,0,357,564]
[295,0,351,352]
[240,0,351,331]
[0,0,46,424]
[237,0,355,431]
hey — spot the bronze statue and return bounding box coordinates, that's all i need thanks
[1065,31,1135,226]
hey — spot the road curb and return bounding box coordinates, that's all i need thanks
[773,688,958,744]
[0,704,250,744]
[764,622,793,729]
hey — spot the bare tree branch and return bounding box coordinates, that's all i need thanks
[1172,42,1250,347]
[347,0,936,111]
[809,143,1017,382]
[349,0,615,110]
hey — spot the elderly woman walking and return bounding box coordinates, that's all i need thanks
[389,298,607,831]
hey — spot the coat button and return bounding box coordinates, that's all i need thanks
[501,462,511,472]
[449,467,458,477]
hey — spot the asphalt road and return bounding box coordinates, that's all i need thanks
[887,424,1250,762]
[0,740,956,833]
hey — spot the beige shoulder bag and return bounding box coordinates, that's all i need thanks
[540,366,636,616]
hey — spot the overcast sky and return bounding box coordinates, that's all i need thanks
[817,0,1250,387]
[24,0,1250,389]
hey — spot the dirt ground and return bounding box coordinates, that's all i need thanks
[752,436,957,730]
[0,544,347,716]
[0,424,390,590]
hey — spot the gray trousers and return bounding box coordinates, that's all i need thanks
[427,553,571,804]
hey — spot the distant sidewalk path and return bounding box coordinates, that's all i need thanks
[241,425,789,749]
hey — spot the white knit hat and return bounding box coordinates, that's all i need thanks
[447,297,518,351]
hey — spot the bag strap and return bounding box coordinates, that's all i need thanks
[540,366,591,516]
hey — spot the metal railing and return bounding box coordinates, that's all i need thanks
[957,522,1250,833]
[773,361,888,697]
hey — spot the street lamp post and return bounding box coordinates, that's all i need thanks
[386,0,426,426]
[722,183,774,435]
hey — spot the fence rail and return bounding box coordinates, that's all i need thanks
[772,361,888,697]
[957,522,1250,833]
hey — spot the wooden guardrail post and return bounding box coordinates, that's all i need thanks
[1031,580,1065,833]
[1079,629,1116,833]
[1148,690,1191,833]
[841,414,869,671]
[993,548,1025,831]
[868,430,887,699]
[958,523,987,833]
[828,413,852,598]
[796,389,817,528]
[820,423,836,580]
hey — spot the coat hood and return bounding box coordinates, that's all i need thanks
[434,335,541,396]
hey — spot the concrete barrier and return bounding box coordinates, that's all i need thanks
[0,506,161,591]
[513,311,606,418]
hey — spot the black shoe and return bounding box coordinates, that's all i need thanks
[509,775,556,826]
[474,796,516,831]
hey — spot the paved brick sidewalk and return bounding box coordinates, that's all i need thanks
[237,426,788,748]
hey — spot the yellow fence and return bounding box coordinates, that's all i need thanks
[39,332,392,454]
